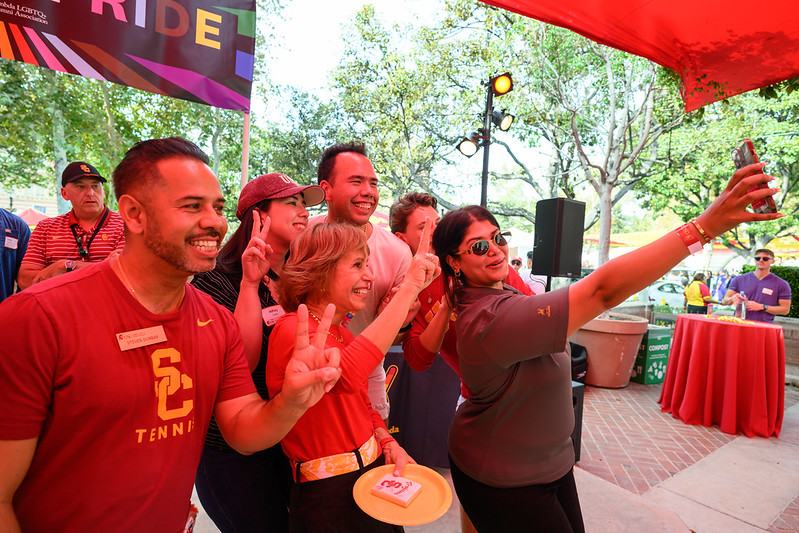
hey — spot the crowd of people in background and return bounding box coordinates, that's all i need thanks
[0,137,787,533]
[647,251,792,322]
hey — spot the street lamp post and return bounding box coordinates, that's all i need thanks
[456,73,514,207]
[480,87,494,207]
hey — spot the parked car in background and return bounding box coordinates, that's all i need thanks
[645,280,686,309]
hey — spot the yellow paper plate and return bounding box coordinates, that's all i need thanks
[353,464,453,526]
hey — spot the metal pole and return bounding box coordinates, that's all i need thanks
[240,111,251,187]
[480,84,494,207]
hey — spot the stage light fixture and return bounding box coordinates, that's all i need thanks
[492,109,514,131]
[457,133,480,157]
[490,72,513,96]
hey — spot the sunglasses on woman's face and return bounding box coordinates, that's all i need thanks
[511,260,522,266]
[458,231,511,256]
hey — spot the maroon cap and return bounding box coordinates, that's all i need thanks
[236,173,325,220]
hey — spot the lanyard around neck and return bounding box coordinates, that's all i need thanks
[70,206,109,257]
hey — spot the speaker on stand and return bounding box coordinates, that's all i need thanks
[531,198,586,290]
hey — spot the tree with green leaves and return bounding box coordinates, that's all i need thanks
[639,87,799,261]
[331,1,687,264]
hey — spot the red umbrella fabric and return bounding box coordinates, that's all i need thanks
[480,0,799,111]
[17,207,50,228]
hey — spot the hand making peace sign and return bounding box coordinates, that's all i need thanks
[241,210,275,285]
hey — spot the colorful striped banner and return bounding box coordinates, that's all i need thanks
[0,2,255,112]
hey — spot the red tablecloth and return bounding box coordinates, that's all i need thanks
[659,314,785,438]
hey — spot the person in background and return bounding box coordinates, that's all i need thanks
[191,173,325,533]
[525,250,549,295]
[267,222,438,532]
[721,248,791,322]
[0,138,341,532]
[313,141,414,423]
[711,269,730,302]
[683,272,716,314]
[510,256,523,271]
[391,191,533,398]
[0,208,30,301]
[704,270,714,290]
[433,162,779,532]
[17,161,125,289]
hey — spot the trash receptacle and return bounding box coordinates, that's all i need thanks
[630,324,672,384]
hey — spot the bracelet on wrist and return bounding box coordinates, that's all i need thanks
[675,223,703,255]
[690,218,713,244]
[398,322,413,333]
[379,436,396,449]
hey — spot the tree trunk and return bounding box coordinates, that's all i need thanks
[47,74,69,215]
[597,182,613,265]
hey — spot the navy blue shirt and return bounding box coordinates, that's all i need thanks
[0,209,31,302]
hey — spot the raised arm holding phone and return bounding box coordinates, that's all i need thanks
[433,161,781,533]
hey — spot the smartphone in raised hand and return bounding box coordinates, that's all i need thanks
[732,139,777,214]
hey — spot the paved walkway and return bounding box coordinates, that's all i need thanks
[194,376,799,533]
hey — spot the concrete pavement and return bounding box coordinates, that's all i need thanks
[194,384,799,533]
[578,402,799,532]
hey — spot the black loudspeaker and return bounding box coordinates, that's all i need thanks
[572,381,584,463]
[569,342,587,384]
[531,198,585,278]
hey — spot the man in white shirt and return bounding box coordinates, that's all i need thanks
[312,141,413,420]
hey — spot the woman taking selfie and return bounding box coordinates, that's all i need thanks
[191,173,325,533]
[432,163,780,532]
[267,221,439,532]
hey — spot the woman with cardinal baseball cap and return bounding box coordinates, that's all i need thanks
[190,173,324,531]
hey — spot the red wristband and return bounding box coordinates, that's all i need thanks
[379,436,395,449]
[676,223,703,255]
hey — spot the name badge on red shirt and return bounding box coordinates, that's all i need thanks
[116,326,167,351]
[262,305,285,326]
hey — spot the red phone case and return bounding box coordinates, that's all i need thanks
[732,139,777,214]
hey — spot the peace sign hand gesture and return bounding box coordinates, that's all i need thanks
[241,210,274,285]
[281,304,342,410]
[404,217,441,292]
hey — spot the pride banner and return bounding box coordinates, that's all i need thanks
[0,1,255,112]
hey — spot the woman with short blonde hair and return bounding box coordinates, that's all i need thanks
[268,222,439,532]
[278,223,369,313]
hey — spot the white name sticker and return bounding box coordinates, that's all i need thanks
[762,288,774,296]
[116,326,167,351]
[262,305,286,326]
[4,236,18,249]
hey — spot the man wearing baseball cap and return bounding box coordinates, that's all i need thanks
[17,161,125,289]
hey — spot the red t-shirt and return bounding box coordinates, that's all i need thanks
[267,312,386,462]
[21,207,125,267]
[402,268,533,399]
[0,261,255,532]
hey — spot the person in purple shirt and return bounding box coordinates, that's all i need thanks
[722,248,791,322]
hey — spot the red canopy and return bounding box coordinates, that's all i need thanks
[16,207,49,228]
[481,0,799,111]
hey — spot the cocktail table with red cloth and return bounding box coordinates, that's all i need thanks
[659,314,785,438]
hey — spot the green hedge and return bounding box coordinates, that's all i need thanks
[740,265,799,318]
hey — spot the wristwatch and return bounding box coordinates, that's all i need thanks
[763,304,769,311]
[65,259,77,272]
